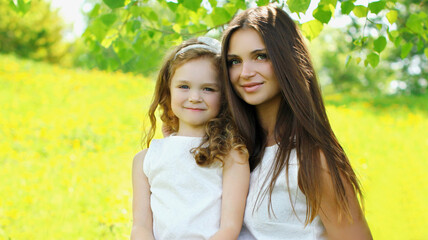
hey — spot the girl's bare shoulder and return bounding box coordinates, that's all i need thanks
[133,149,149,168]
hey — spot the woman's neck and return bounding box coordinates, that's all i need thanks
[255,96,281,146]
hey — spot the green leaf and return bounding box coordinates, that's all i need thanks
[182,0,202,12]
[353,5,368,18]
[103,0,125,9]
[100,13,117,27]
[368,0,386,14]
[373,36,387,53]
[87,19,108,42]
[172,24,181,33]
[130,6,143,16]
[125,0,138,9]
[126,20,141,33]
[208,0,217,8]
[400,42,413,59]
[356,57,361,64]
[166,2,178,12]
[417,39,424,51]
[301,19,323,40]
[256,0,270,6]
[313,4,332,24]
[288,0,311,13]
[224,2,239,16]
[353,38,362,47]
[188,24,208,34]
[345,55,352,67]
[387,29,399,41]
[233,0,247,10]
[424,48,428,59]
[9,0,32,14]
[17,0,31,14]
[386,10,398,24]
[9,0,18,11]
[341,1,354,15]
[88,4,101,18]
[406,14,424,34]
[367,52,379,67]
[118,48,134,63]
[140,7,158,22]
[208,7,231,26]
[394,36,402,48]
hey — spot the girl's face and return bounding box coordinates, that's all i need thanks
[227,28,281,108]
[170,57,221,136]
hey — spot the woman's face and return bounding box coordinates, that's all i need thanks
[226,28,281,107]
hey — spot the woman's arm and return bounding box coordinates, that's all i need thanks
[209,149,250,240]
[130,150,155,240]
[318,152,372,240]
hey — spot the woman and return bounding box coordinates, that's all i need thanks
[221,5,372,240]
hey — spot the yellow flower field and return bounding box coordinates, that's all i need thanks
[0,54,427,239]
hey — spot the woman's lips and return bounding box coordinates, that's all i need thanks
[242,82,263,93]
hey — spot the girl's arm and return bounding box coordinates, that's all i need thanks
[130,150,155,240]
[318,151,372,240]
[210,149,250,240]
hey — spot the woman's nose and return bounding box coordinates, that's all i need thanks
[240,61,256,79]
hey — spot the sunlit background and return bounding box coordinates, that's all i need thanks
[1,0,427,239]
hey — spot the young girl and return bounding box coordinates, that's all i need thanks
[131,37,250,240]
[221,5,372,240]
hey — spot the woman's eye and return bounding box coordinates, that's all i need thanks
[228,59,240,66]
[256,53,268,60]
[179,85,189,89]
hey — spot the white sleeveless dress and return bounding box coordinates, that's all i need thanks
[144,135,223,240]
[239,145,326,240]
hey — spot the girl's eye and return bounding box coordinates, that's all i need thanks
[256,53,268,60]
[178,85,189,89]
[228,59,240,66]
[203,87,216,92]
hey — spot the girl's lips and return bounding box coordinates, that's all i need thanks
[185,108,205,111]
[242,82,263,93]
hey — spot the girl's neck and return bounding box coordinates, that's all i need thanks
[176,126,205,137]
[255,96,281,146]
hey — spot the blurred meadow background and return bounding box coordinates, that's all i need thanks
[1,0,427,239]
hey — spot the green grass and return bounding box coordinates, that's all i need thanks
[1,54,427,239]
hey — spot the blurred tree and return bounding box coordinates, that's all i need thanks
[310,27,396,95]
[7,0,427,94]
[0,0,69,63]
[328,0,428,94]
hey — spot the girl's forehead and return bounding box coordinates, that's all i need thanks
[171,57,219,84]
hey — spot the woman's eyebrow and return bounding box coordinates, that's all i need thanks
[227,54,238,58]
[251,49,266,54]
[227,49,266,57]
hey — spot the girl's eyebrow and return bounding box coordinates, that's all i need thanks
[174,80,190,83]
[202,83,219,87]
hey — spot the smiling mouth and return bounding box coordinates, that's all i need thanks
[241,82,263,92]
[185,108,205,111]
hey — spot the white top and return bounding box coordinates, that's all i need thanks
[238,145,326,240]
[144,135,223,240]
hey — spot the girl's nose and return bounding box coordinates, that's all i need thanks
[240,61,256,79]
[188,91,202,102]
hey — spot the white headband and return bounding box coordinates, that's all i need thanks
[174,36,221,59]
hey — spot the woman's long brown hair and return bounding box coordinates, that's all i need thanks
[221,5,362,224]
